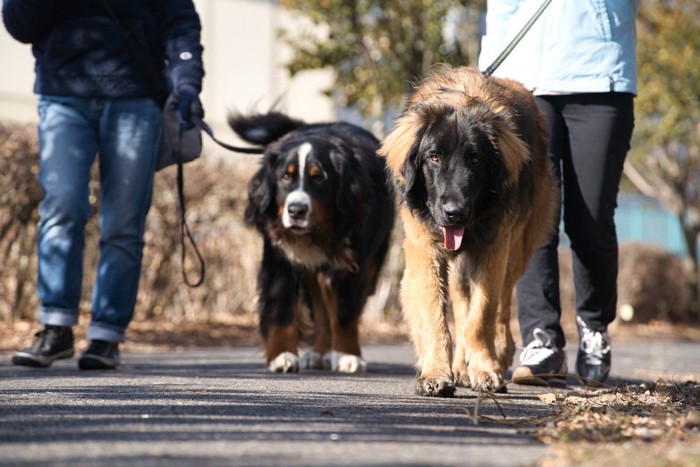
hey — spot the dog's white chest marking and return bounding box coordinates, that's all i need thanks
[276,235,328,269]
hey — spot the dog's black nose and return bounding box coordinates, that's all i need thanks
[287,202,309,220]
[443,203,467,223]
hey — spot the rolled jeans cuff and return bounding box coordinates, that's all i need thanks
[87,322,126,343]
[40,306,79,327]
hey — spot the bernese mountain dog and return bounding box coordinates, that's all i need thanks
[229,111,395,373]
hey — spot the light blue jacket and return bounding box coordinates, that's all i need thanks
[478,0,639,95]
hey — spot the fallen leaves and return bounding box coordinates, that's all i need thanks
[536,380,699,445]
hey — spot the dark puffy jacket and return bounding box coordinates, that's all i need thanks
[2,0,204,100]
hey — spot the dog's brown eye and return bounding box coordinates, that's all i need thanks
[311,172,327,184]
[281,173,293,184]
[308,165,327,184]
[429,154,441,163]
[471,157,479,164]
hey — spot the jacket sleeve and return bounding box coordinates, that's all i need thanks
[2,0,57,44]
[154,0,205,93]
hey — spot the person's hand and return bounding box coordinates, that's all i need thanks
[176,84,203,131]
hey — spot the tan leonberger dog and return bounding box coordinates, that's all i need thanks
[378,65,558,396]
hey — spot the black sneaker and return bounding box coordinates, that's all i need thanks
[512,328,568,387]
[78,340,121,370]
[575,315,611,386]
[12,325,75,368]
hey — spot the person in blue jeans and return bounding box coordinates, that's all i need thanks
[479,0,638,386]
[3,0,205,370]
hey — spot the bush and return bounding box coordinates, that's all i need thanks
[0,122,42,322]
[2,121,695,333]
[616,242,696,324]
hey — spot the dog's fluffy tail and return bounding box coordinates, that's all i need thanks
[228,111,306,146]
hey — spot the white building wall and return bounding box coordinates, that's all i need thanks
[0,0,336,146]
[0,25,37,122]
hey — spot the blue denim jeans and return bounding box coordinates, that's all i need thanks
[36,95,161,342]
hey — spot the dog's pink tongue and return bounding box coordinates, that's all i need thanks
[442,226,464,251]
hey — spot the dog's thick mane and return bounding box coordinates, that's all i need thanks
[378,66,532,190]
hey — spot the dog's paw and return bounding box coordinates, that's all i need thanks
[453,368,471,388]
[327,351,367,373]
[452,359,471,387]
[300,351,330,370]
[468,365,506,393]
[267,351,300,373]
[416,376,456,397]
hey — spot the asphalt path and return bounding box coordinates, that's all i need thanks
[1,341,698,466]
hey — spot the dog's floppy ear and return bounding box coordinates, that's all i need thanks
[244,158,277,228]
[399,135,425,200]
[491,114,529,187]
[329,140,365,235]
[381,103,452,201]
[378,111,424,184]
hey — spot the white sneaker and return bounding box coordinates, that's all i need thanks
[576,315,611,386]
[512,328,568,387]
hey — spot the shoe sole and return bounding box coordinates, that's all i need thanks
[78,354,120,370]
[576,372,610,387]
[576,377,605,387]
[512,367,568,388]
[12,348,75,368]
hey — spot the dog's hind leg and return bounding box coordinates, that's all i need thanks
[448,257,471,388]
[494,230,529,376]
[495,287,516,378]
[300,273,332,370]
[495,261,519,378]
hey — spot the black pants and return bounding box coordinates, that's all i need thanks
[517,93,635,348]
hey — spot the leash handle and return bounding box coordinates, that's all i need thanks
[176,130,206,288]
[481,0,552,78]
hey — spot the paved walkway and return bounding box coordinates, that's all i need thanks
[1,341,698,466]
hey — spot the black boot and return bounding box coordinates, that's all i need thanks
[78,340,121,370]
[12,325,75,368]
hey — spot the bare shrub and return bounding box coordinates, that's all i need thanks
[0,123,42,323]
[617,242,696,324]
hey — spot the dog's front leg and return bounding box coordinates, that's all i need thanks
[300,273,332,370]
[464,246,509,392]
[321,273,366,373]
[259,241,301,373]
[401,214,454,397]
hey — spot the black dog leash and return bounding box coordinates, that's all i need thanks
[481,0,552,78]
[177,119,263,287]
[175,130,205,287]
[174,119,264,288]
